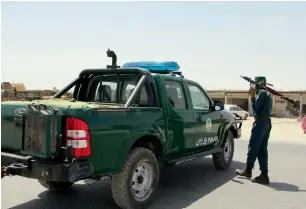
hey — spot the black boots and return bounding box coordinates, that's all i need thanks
[251,173,270,185]
[235,168,252,178]
[235,168,270,185]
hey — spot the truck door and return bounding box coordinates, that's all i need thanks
[187,82,222,152]
[164,80,195,158]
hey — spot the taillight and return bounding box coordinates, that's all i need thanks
[66,117,91,157]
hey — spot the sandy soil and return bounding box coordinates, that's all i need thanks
[240,117,306,145]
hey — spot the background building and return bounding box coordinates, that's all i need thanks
[1,82,72,101]
[207,90,306,118]
[1,82,13,90]
[11,83,25,91]
[1,81,305,118]
[1,82,25,91]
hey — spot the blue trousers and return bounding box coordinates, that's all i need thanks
[246,118,272,175]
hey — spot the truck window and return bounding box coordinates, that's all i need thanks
[122,83,148,105]
[165,81,186,110]
[122,83,137,102]
[188,84,210,111]
[94,81,117,102]
[86,75,149,106]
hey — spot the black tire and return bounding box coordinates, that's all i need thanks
[213,131,235,170]
[38,179,73,192]
[111,147,160,209]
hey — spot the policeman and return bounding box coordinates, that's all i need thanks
[235,76,273,185]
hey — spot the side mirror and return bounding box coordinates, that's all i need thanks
[214,100,224,111]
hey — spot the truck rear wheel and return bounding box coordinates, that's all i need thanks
[38,179,73,192]
[213,131,235,170]
[111,147,160,209]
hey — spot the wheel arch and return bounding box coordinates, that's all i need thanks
[130,135,164,161]
[218,122,238,148]
[115,134,164,174]
[229,125,239,139]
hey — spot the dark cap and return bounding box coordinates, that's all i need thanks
[254,76,266,86]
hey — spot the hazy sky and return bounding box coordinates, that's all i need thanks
[2,1,306,91]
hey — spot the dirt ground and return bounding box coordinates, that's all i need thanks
[240,117,306,145]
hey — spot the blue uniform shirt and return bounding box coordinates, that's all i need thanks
[251,89,273,117]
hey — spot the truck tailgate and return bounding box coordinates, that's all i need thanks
[1,103,28,151]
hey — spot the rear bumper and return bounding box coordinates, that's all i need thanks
[1,151,93,182]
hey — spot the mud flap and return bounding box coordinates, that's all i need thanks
[218,120,242,148]
[1,167,5,179]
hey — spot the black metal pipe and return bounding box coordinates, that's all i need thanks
[124,75,147,108]
[79,68,151,77]
[53,77,79,98]
[106,49,119,69]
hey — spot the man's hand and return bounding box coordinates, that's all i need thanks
[249,87,256,98]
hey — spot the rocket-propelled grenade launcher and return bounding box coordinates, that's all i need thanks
[240,75,299,111]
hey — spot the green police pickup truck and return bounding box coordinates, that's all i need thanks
[1,50,242,209]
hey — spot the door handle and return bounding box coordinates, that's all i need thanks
[196,116,202,122]
[13,117,23,126]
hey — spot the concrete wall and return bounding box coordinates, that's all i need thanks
[207,90,306,118]
[303,96,306,104]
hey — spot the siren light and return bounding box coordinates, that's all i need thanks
[122,61,180,73]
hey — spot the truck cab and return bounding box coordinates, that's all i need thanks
[1,50,242,209]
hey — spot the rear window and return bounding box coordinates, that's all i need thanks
[86,75,149,106]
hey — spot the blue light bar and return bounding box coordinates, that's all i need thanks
[122,61,180,73]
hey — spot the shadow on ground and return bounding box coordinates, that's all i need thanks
[236,176,306,192]
[268,182,306,192]
[9,158,245,209]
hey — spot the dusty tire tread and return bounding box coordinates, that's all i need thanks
[111,147,159,209]
[213,131,235,170]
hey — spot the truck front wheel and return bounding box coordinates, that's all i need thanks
[213,131,235,170]
[38,179,73,192]
[111,147,160,209]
